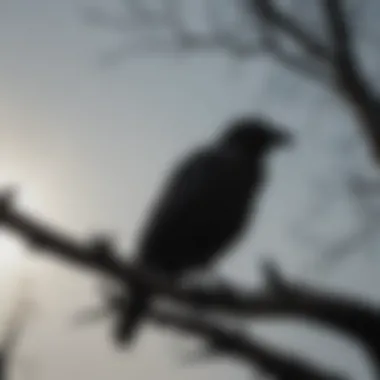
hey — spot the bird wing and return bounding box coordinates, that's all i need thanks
[137,148,238,264]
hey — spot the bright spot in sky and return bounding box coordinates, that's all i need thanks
[0,230,24,274]
[0,231,26,326]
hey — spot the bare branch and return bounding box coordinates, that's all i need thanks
[250,0,330,62]
[322,0,371,100]
[322,0,380,162]
[245,0,380,164]
[264,44,330,85]
[76,275,347,380]
[84,1,380,165]
[74,302,346,380]
[149,309,346,380]
[0,191,380,375]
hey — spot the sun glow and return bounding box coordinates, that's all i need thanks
[0,231,24,274]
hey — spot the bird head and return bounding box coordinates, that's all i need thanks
[220,116,293,155]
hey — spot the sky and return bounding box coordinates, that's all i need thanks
[0,0,380,379]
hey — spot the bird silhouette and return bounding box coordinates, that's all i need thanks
[114,116,292,346]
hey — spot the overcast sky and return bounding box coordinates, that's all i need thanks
[0,1,379,379]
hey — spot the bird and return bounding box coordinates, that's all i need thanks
[113,116,292,346]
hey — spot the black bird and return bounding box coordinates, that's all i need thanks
[114,116,292,345]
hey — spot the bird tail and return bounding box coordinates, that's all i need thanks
[113,284,151,346]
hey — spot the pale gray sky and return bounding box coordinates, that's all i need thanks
[0,1,379,379]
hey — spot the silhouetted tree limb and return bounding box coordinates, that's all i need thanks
[252,0,380,163]
[75,300,346,380]
[321,0,380,163]
[0,191,378,377]
[250,0,330,61]
[85,0,380,164]
[148,310,347,380]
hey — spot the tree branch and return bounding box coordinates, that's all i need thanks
[150,309,346,380]
[0,190,379,375]
[250,0,330,62]
[75,301,346,380]
[264,44,330,85]
[85,1,380,165]
[321,0,380,163]
[247,0,380,164]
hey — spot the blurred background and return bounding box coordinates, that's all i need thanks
[1,0,380,379]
